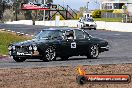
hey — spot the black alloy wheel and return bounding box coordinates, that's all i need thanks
[87,45,99,59]
[43,46,56,61]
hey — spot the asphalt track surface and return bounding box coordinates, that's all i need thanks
[0,24,132,68]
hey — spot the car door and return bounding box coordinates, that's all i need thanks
[60,30,78,56]
[74,29,91,55]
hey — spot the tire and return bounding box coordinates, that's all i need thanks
[76,75,87,85]
[60,56,69,61]
[81,25,83,29]
[42,46,56,61]
[94,28,96,30]
[87,45,99,59]
[77,24,78,28]
[13,57,26,62]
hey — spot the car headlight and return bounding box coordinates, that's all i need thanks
[29,46,33,50]
[12,46,15,50]
[8,46,12,50]
[33,46,37,51]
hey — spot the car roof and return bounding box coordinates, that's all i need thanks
[42,28,82,31]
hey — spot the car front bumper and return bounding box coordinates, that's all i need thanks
[9,51,41,57]
[100,45,109,52]
[83,25,96,29]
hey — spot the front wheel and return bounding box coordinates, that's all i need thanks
[13,57,26,62]
[94,28,96,30]
[42,46,56,61]
[87,45,99,59]
[81,25,83,29]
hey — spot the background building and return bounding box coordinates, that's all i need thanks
[127,0,132,16]
[101,0,127,10]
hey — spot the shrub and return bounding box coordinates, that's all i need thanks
[101,10,113,13]
[92,10,114,18]
[92,10,101,18]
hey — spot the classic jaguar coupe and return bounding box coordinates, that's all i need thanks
[8,28,109,62]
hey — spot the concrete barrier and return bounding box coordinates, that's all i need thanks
[6,20,33,25]
[96,21,132,32]
[5,20,132,32]
[35,20,78,27]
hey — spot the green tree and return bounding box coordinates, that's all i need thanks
[76,6,87,18]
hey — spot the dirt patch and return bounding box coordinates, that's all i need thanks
[0,64,132,88]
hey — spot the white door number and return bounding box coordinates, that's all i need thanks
[71,42,76,48]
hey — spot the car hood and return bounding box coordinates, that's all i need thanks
[84,21,96,25]
[12,39,47,46]
[91,37,107,42]
[91,37,108,45]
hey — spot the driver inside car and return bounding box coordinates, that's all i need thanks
[67,32,74,40]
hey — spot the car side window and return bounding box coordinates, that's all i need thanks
[52,31,63,40]
[65,30,74,40]
[75,30,85,39]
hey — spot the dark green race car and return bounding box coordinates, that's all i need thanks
[8,28,109,62]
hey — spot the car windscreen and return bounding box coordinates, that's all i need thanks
[84,30,93,38]
[34,30,63,40]
[84,18,94,22]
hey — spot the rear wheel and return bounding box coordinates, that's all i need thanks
[13,57,26,62]
[87,45,99,59]
[42,46,56,61]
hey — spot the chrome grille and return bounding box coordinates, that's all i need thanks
[86,24,89,26]
[15,46,29,53]
[90,25,94,27]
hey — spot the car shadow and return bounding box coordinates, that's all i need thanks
[26,57,98,62]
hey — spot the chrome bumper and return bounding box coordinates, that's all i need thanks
[9,51,40,56]
[100,45,109,51]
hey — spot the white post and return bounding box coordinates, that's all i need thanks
[83,0,90,12]
[43,0,46,21]
[55,15,60,26]
[87,1,89,12]
[63,0,65,8]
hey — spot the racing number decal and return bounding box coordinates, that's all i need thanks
[71,42,76,48]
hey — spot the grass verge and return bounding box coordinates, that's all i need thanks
[0,31,30,55]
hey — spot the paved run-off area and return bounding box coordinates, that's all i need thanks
[0,24,132,88]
